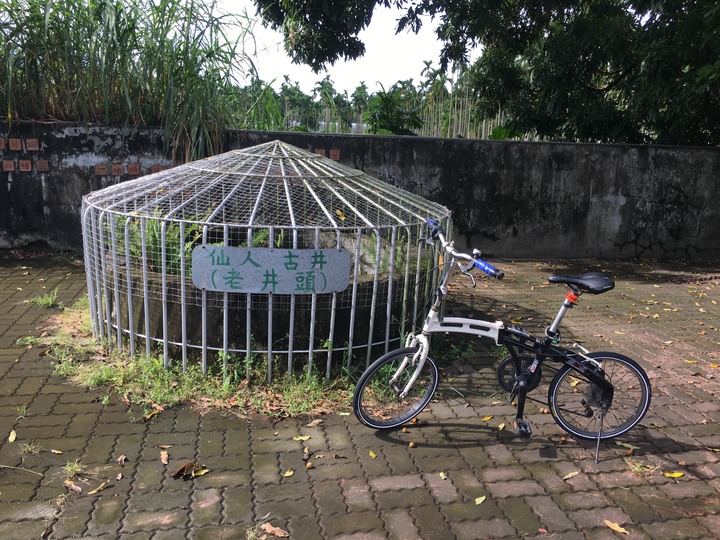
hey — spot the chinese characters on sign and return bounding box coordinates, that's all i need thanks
[191,246,351,294]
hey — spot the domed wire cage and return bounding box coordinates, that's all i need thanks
[81,140,451,381]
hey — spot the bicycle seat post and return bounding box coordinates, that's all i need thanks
[546,287,581,342]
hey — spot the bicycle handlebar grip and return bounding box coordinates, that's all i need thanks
[474,258,504,280]
[426,218,445,239]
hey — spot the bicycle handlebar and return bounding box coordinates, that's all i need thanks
[426,218,504,280]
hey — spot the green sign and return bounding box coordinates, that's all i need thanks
[191,246,351,294]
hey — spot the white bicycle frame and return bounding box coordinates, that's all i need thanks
[395,237,505,398]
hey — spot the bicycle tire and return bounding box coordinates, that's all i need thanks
[548,352,651,440]
[353,347,439,429]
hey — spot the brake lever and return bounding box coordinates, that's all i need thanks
[458,261,477,288]
[418,237,434,247]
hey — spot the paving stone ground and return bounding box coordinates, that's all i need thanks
[1,251,720,539]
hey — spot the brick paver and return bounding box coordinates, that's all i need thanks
[1,252,720,538]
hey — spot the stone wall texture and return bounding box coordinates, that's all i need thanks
[2,122,719,259]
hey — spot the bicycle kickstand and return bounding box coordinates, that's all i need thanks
[511,376,533,439]
[594,411,606,463]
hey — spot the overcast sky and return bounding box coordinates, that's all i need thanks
[224,1,445,95]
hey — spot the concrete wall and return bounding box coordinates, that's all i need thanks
[2,122,719,259]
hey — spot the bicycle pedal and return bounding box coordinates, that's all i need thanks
[513,419,532,439]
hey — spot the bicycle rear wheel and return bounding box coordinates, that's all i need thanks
[353,347,439,429]
[548,352,651,440]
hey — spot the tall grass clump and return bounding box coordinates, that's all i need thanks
[0,0,254,160]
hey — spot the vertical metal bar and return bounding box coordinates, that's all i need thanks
[346,227,362,372]
[267,226,274,384]
[283,178,298,374]
[223,224,229,378]
[161,220,169,368]
[109,216,122,350]
[288,227,297,374]
[326,228,341,379]
[245,227,253,379]
[384,227,397,354]
[84,205,101,340]
[124,217,136,357]
[400,226,412,341]
[201,224,209,375]
[307,228,320,374]
[365,229,382,366]
[98,212,113,347]
[180,221,188,372]
[140,217,151,357]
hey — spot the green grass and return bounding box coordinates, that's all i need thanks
[31,288,62,309]
[36,294,352,418]
[0,0,255,161]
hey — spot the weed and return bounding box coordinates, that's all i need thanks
[17,336,40,346]
[39,297,353,418]
[15,404,29,419]
[624,457,658,477]
[20,441,41,456]
[31,288,62,309]
[63,460,84,481]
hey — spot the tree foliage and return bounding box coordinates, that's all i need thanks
[253,0,720,145]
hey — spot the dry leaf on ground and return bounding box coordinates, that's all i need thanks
[604,519,629,535]
[260,523,290,538]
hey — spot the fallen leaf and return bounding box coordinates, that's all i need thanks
[192,468,209,477]
[283,469,295,478]
[171,462,197,479]
[497,423,505,431]
[337,412,350,416]
[604,520,629,535]
[481,415,493,422]
[663,471,684,478]
[369,450,377,459]
[563,471,580,480]
[8,430,16,443]
[117,455,127,465]
[142,409,159,421]
[293,435,311,441]
[260,523,290,538]
[50,449,63,455]
[614,331,626,335]
[116,473,123,481]
[475,495,486,505]
[662,340,674,344]
[64,481,83,494]
[306,419,323,427]
[88,480,110,495]
[306,461,314,470]
[439,472,448,480]
[684,359,698,364]
[160,450,169,465]
[156,444,172,449]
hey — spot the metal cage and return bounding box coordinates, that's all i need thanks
[81,140,451,380]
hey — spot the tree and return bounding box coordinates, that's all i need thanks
[252,0,720,145]
[252,0,386,72]
[364,81,423,135]
[351,83,370,133]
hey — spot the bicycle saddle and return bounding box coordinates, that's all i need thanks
[547,272,615,294]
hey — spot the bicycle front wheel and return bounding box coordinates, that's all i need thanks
[548,352,651,440]
[353,347,439,429]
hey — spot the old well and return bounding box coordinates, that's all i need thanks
[81,140,451,380]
